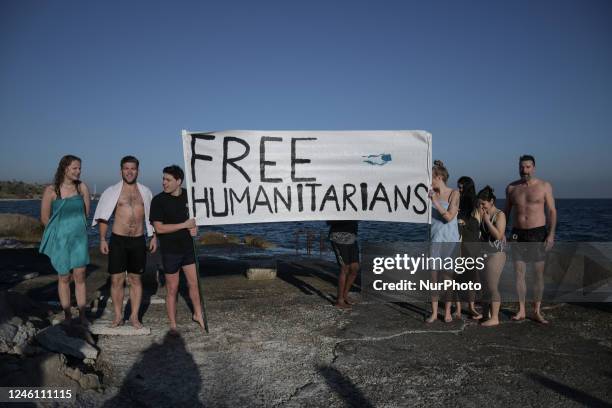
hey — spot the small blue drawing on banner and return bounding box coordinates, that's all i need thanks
[362,153,392,166]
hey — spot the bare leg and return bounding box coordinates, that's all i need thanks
[532,261,549,324]
[127,273,143,329]
[182,264,205,329]
[468,301,482,320]
[444,300,453,322]
[468,268,483,319]
[454,301,462,320]
[72,267,88,325]
[165,272,179,332]
[441,272,453,322]
[57,274,72,322]
[110,273,126,327]
[512,261,526,321]
[426,270,439,323]
[482,253,506,327]
[343,262,359,304]
[335,265,351,309]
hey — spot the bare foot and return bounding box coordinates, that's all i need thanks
[444,314,453,323]
[109,319,124,328]
[129,318,144,330]
[425,314,437,323]
[335,301,351,310]
[192,314,205,330]
[511,313,525,321]
[532,313,549,324]
[453,312,462,320]
[481,318,499,327]
[168,327,180,337]
[345,296,356,306]
[468,309,483,320]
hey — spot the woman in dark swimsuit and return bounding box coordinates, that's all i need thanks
[477,186,507,327]
[457,176,482,320]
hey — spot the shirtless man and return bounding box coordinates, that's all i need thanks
[505,155,556,324]
[93,156,157,328]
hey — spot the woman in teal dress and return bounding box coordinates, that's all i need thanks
[40,155,91,325]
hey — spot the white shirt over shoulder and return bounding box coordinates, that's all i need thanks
[92,181,154,237]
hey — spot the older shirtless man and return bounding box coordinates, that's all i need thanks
[505,155,556,324]
[93,156,157,328]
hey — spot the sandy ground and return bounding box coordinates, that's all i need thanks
[1,248,612,407]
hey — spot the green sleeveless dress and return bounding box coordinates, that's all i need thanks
[39,194,90,275]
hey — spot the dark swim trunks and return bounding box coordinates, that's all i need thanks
[161,248,196,274]
[510,226,547,263]
[330,241,360,267]
[108,233,147,274]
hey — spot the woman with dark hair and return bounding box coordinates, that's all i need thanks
[476,186,507,327]
[39,155,91,325]
[426,160,461,323]
[457,176,476,224]
[456,176,482,320]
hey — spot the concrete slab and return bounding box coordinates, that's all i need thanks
[90,323,151,336]
[246,268,277,280]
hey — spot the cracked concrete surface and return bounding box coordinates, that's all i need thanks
[8,253,612,407]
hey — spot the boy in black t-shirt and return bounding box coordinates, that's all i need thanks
[149,165,205,334]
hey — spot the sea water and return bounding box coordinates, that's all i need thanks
[2,199,611,259]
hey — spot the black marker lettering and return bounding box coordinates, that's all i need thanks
[291,138,316,182]
[223,137,251,183]
[260,136,283,183]
[394,185,411,211]
[273,186,292,212]
[211,187,229,217]
[369,182,392,212]
[305,183,322,211]
[320,185,340,212]
[342,183,358,211]
[297,184,304,212]
[360,182,368,210]
[190,134,215,183]
[229,187,251,215]
[252,185,273,214]
[413,183,428,214]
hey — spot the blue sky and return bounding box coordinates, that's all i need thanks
[1,0,611,197]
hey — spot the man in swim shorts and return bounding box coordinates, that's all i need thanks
[327,220,360,309]
[149,165,205,334]
[93,156,157,329]
[505,154,557,324]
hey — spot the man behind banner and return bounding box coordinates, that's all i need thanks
[150,165,205,334]
[327,220,360,309]
[93,156,157,329]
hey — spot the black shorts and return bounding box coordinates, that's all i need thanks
[510,226,547,263]
[161,248,196,274]
[108,233,147,275]
[330,241,360,267]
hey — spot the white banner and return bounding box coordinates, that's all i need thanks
[182,130,432,225]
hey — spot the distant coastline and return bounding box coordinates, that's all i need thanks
[0,198,40,202]
[0,180,100,200]
[0,180,45,200]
